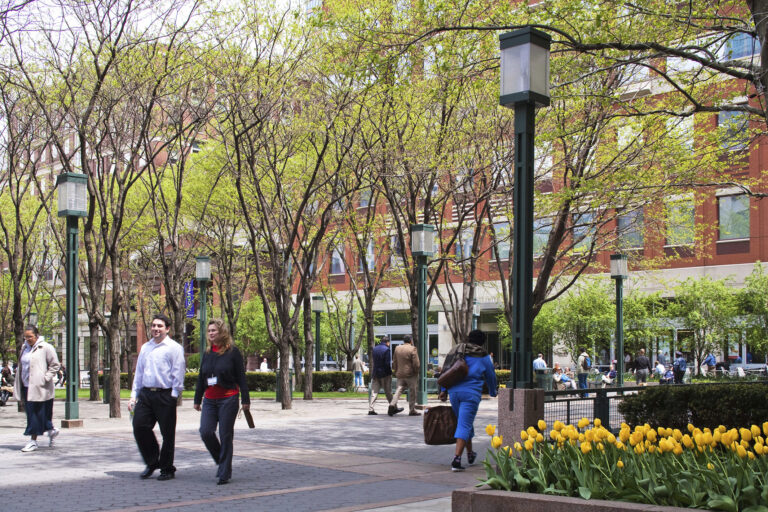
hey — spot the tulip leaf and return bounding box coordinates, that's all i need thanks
[742,507,768,512]
[707,495,738,512]
[578,486,592,500]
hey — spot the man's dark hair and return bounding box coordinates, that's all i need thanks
[152,313,172,329]
[380,336,389,344]
[403,335,412,343]
[467,329,486,346]
[579,347,586,354]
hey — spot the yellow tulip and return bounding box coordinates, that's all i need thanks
[673,445,683,455]
[648,445,657,454]
[673,429,683,441]
[578,417,590,429]
[585,430,595,443]
[485,424,496,436]
[687,423,694,432]
[535,433,544,443]
[707,462,714,470]
[597,442,604,451]
[748,451,756,460]
[740,428,752,442]
[537,419,547,431]
[619,429,630,443]
[553,420,564,431]
[615,441,626,451]
[737,445,747,458]
[606,433,616,444]
[682,435,693,448]
[514,442,523,452]
[594,418,602,428]
[524,439,534,451]
[617,459,624,468]
[492,436,503,449]
[520,430,528,441]
[713,431,721,443]
[647,430,657,443]
[581,441,592,454]
[751,425,761,439]
[763,421,768,437]
[527,426,538,438]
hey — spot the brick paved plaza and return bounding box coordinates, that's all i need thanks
[0,398,496,512]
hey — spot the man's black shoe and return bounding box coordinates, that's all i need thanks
[157,472,175,481]
[391,407,404,416]
[217,478,229,485]
[408,411,421,416]
[387,405,396,416]
[140,464,159,479]
[368,410,377,415]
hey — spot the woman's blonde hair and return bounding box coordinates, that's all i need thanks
[206,318,233,354]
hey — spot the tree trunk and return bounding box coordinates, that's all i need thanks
[303,303,313,400]
[108,322,121,418]
[88,322,100,401]
[279,343,292,410]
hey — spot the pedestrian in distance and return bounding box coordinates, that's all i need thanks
[634,348,652,386]
[129,313,186,481]
[369,336,397,415]
[673,351,687,384]
[576,348,591,395]
[439,329,497,472]
[194,319,249,486]
[352,355,365,389]
[532,353,547,370]
[389,335,420,416]
[15,325,61,452]
[259,358,269,372]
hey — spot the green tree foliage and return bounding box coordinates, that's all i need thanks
[669,275,738,373]
[740,262,768,353]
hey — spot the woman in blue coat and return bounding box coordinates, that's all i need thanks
[440,329,497,472]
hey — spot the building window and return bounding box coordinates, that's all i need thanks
[617,209,644,249]
[573,212,595,252]
[455,228,473,260]
[725,33,761,60]
[533,218,552,256]
[390,235,404,267]
[359,239,375,272]
[359,188,372,208]
[330,247,344,275]
[666,116,694,152]
[492,222,510,260]
[718,110,749,150]
[665,196,695,246]
[718,194,749,240]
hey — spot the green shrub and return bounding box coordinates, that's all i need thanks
[495,370,510,384]
[186,353,201,370]
[312,371,353,391]
[619,382,768,430]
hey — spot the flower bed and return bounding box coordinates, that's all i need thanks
[480,420,768,510]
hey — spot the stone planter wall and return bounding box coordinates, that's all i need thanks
[452,486,689,512]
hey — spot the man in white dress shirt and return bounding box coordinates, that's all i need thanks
[129,314,186,481]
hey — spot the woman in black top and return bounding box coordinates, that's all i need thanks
[193,319,249,485]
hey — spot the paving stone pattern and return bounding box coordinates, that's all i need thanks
[0,398,497,512]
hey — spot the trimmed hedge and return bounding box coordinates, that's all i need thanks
[618,382,768,430]
[104,369,512,393]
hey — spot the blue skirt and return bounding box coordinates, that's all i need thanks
[21,385,54,436]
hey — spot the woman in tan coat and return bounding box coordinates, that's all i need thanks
[14,325,61,452]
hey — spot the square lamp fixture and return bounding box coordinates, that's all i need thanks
[311,295,326,313]
[56,173,88,217]
[196,256,211,281]
[499,27,551,108]
[610,253,628,280]
[411,224,436,257]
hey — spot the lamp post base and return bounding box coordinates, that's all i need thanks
[61,419,84,428]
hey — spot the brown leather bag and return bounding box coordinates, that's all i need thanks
[437,345,468,389]
[423,405,457,445]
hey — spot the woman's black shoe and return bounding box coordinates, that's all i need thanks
[217,478,229,485]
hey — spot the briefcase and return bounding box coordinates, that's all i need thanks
[423,405,457,445]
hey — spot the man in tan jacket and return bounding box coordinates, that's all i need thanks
[388,335,420,416]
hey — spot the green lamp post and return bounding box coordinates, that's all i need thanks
[196,256,211,351]
[610,253,628,388]
[499,27,551,389]
[56,172,88,425]
[411,223,435,405]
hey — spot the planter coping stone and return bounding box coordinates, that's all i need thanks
[452,486,690,512]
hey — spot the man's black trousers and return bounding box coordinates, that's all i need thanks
[133,388,177,473]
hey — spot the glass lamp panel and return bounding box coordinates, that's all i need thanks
[195,257,211,280]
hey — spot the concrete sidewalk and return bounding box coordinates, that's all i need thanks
[0,397,496,511]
